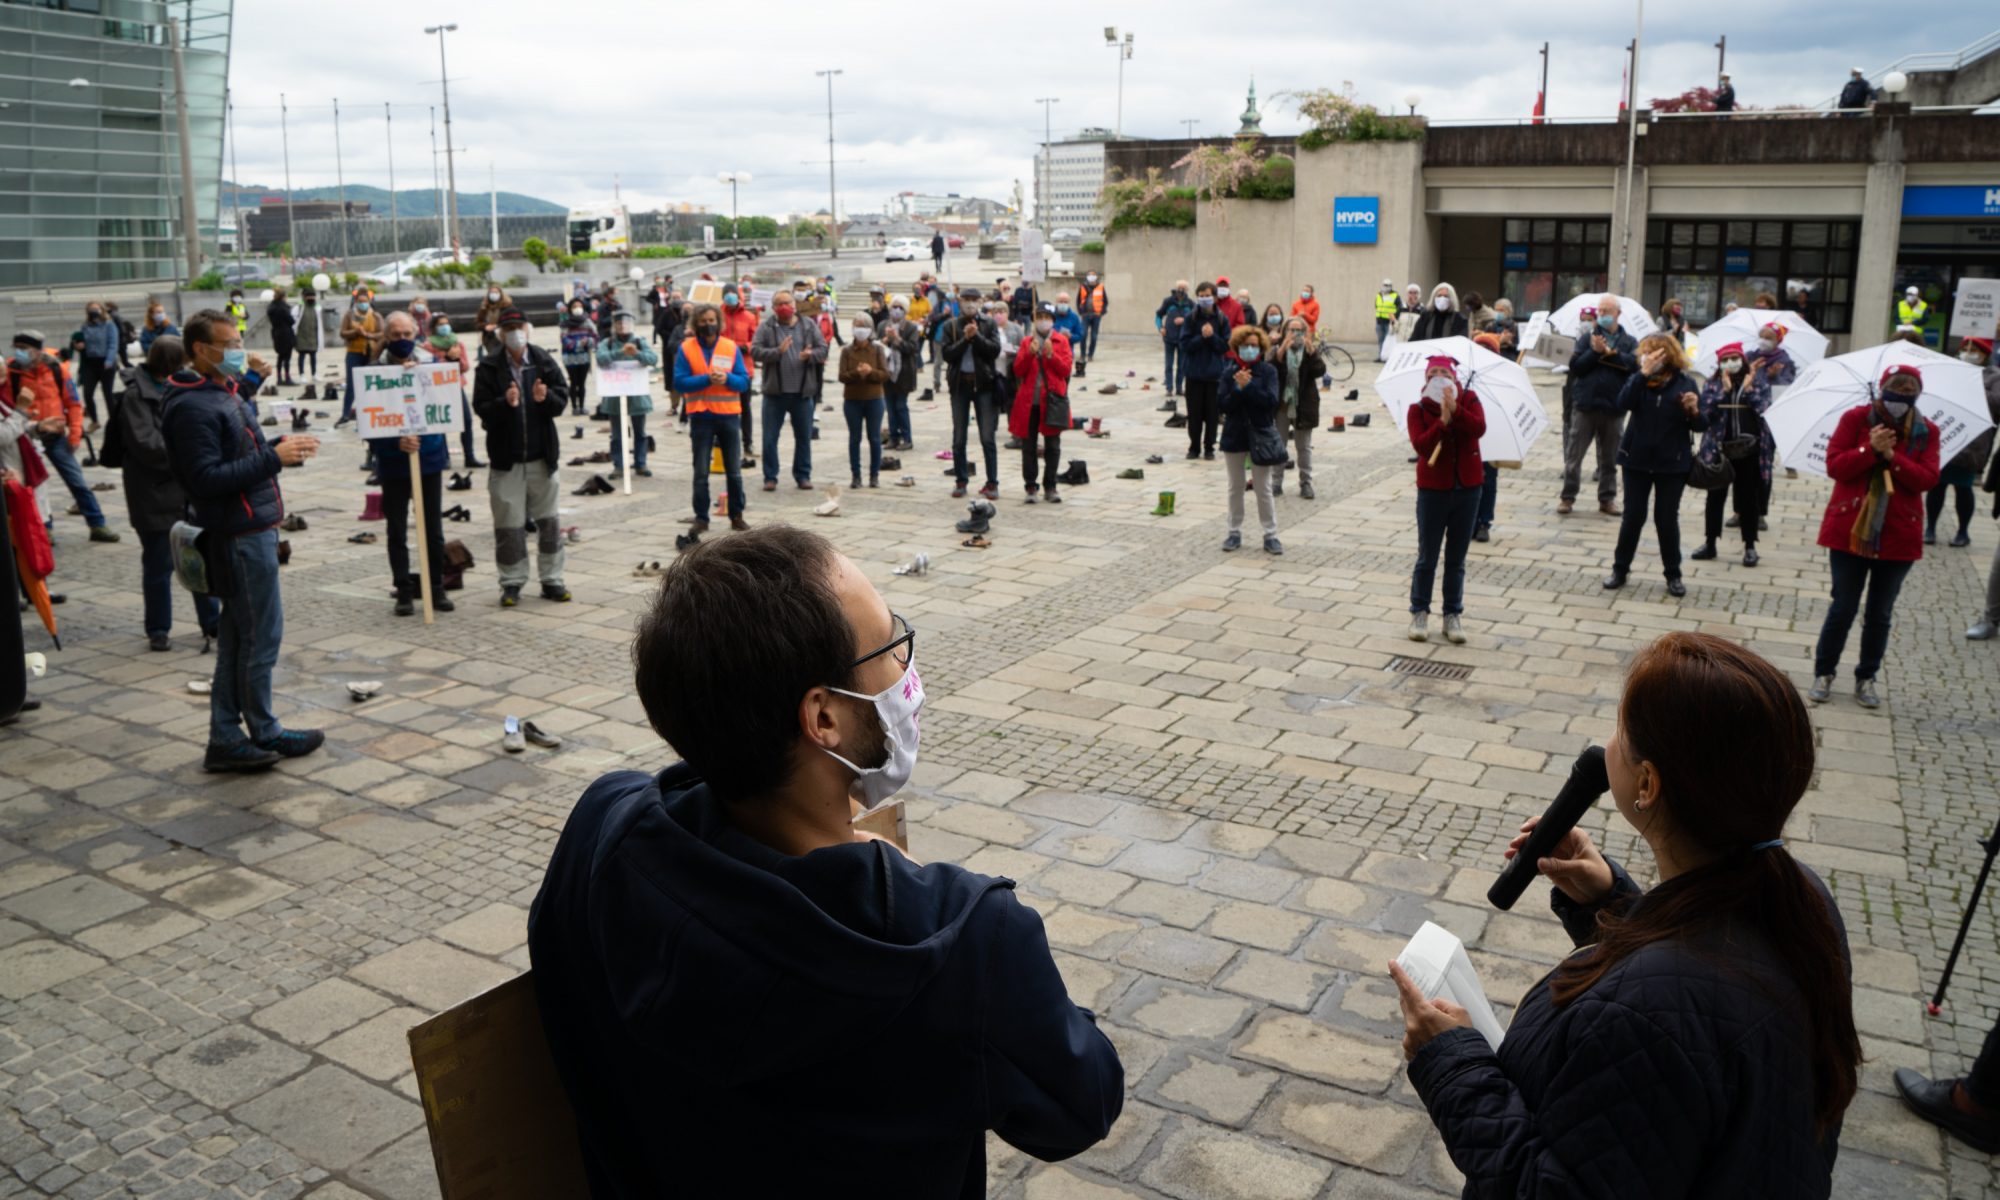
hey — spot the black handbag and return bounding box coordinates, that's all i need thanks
[1250,423,1287,467]
[1687,450,1734,491]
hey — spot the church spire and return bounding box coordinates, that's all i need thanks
[1237,78,1263,135]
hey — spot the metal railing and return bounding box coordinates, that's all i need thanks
[1813,27,2000,107]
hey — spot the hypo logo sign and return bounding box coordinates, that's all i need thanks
[1333,197,1379,244]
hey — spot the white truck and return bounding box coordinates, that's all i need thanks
[568,204,631,256]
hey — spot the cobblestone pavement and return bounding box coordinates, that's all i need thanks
[3,319,1995,1199]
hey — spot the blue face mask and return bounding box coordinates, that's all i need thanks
[1196,296,1215,309]
[10,347,31,365]
[357,302,371,314]
[387,338,417,359]
[220,348,247,376]
[1596,314,1616,330]
[1240,346,1262,363]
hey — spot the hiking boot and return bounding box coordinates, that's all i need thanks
[1442,614,1466,644]
[1855,678,1880,709]
[501,586,522,608]
[1690,539,1717,560]
[540,583,572,603]
[730,516,751,531]
[1407,613,1429,642]
[257,728,326,758]
[1807,675,1833,703]
[1598,500,1620,516]
[1895,1070,2000,1154]
[89,525,121,543]
[204,742,281,773]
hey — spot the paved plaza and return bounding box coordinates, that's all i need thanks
[2,323,1998,1199]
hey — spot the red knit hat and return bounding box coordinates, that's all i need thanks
[1713,342,1745,361]
[1760,323,1788,343]
[1966,337,1995,355]
[1424,355,1461,381]
[1880,364,1922,390]
[1579,306,1597,321]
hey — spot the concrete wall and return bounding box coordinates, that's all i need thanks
[1100,226,1195,338]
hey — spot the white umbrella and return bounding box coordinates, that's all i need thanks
[1374,336,1550,463]
[1762,341,1991,479]
[1549,292,1658,340]
[1689,309,1829,378]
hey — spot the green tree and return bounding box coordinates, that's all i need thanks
[739,215,780,239]
[522,236,551,273]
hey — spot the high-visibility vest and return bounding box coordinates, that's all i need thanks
[226,301,247,333]
[1898,298,1928,324]
[1375,292,1399,321]
[1078,283,1106,315]
[681,336,742,415]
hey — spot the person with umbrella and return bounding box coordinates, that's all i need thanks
[1691,343,1775,568]
[1808,364,1940,708]
[1604,335,1705,597]
[1406,355,1487,644]
[1750,322,1799,387]
[1926,335,1996,549]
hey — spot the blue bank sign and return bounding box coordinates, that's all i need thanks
[1902,185,2000,218]
[1333,196,1379,244]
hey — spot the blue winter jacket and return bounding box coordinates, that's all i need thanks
[1179,307,1235,381]
[161,368,283,537]
[1218,360,1280,453]
[80,318,121,365]
[1567,326,1639,414]
[1051,308,1085,347]
[527,766,1125,1198]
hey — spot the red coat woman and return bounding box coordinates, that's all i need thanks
[1010,319,1074,501]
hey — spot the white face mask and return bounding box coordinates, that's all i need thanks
[1034,320,1054,335]
[1216,287,1231,298]
[488,291,501,302]
[1962,351,1989,365]
[1758,338,1777,352]
[503,329,527,351]
[1719,358,1744,373]
[1433,296,1451,312]
[823,663,924,811]
[853,328,872,342]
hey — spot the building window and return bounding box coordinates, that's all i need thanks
[1498,217,1610,315]
[1643,219,1857,332]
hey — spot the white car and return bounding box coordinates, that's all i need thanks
[366,246,467,287]
[1049,228,1084,244]
[884,238,923,262]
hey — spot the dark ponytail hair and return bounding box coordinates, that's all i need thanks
[1548,632,1859,1136]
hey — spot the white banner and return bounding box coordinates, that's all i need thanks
[596,362,649,397]
[352,361,460,435]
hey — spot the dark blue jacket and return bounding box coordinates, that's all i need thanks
[160,368,283,537]
[1410,857,1847,1199]
[1616,369,1706,474]
[1179,307,1234,381]
[1568,326,1639,414]
[527,766,1124,1198]
[366,431,450,479]
[1155,290,1196,334]
[1218,360,1279,453]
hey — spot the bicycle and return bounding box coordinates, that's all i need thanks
[1315,336,1357,385]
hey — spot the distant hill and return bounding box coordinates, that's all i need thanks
[222,182,566,217]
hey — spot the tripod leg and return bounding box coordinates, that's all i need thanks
[1931,824,2000,1015]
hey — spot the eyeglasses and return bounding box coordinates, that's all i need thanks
[849,612,915,672]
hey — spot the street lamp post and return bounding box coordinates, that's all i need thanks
[1035,97,1059,232]
[385,103,399,261]
[1180,118,1199,140]
[332,97,350,265]
[424,23,463,258]
[816,68,841,259]
[717,171,751,282]
[1103,28,1134,138]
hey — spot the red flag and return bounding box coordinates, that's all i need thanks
[1618,61,1629,113]
[1532,91,1545,125]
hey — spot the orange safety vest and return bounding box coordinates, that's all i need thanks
[681,335,743,415]
[1079,283,1106,315]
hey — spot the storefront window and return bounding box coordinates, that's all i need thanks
[1641,219,1859,332]
[1499,217,1610,316]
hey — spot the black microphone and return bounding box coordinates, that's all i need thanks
[1487,746,1610,911]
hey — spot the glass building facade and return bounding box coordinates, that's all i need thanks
[0,0,233,288]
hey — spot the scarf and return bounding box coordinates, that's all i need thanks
[1850,399,1927,558]
[427,332,458,353]
[1282,346,1303,421]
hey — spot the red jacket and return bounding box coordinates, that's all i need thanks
[8,354,81,446]
[1816,403,1941,562]
[1010,333,1073,438]
[1408,390,1488,490]
[722,306,759,375]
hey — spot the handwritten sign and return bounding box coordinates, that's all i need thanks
[352,361,461,436]
[596,362,649,397]
[1951,277,2000,339]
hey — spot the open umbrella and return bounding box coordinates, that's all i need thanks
[1689,308,1829,378]
[4,479,56,649]
[1762,341,1990,480]
[1549,292,1658,341]
[1374,336,1550,463]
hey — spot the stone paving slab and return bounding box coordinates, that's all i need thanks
[0,330,1989,1198]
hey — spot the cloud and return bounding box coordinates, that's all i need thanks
[223,2,1959,215]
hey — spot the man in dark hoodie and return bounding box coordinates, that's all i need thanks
[162,309,323,773]
[528,525,1123,1197]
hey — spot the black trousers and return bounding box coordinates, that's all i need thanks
[565,364,590,414]
[382,471,445,599]
[1185,377,1220,454]
[1928,482,1975,536]
[1613,467,1688,580]
[1022,406,1060,491]
[1703,468,1768,543]
[78,359,116,424]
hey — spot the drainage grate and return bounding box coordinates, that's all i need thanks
[1386,655,1473,682]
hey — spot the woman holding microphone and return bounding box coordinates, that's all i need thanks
[1392,631,1857,1198]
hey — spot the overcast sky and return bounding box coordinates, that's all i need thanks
[223,3,1966,217]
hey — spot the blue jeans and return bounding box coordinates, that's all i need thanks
[689,413,745,521]
[845,397,885,481]
[609,411,648,471]
[341,350,369,420]
[139,529,219,639]
[1411,485,1480,615]
[1815,550,1914,680]
[211,528,284,748]
[761,393,813,484]
[885,387,912,446]
[1163,337,1184,393]
[1478,463,1499,528]
[1081,314,1102,359]
[39,433,104,528]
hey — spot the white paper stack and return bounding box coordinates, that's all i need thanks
[1396,921,1507,1052]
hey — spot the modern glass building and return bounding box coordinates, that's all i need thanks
[0,0,233,288]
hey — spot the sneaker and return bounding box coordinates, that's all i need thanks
[951,485,968,498]
[978,483,999,500]
[501,586,522,608]
[1299,482,1316,500]
[1970,621,1998,641]
[540,583,572,602]
[1855,678,1880,709]
[1408,613,1429,642]
[1807,675,1833,703]
[502,715,526,753]
[203,742,281,773]
[1262,535,1283,556]
[255,728,325,758]
[1045,487,1060,504]
[1894,1070,2000,1154]
[1442,614,1466,644]
[89,525,121,543]
[1221,531,1241,552]
[395,595,415,617]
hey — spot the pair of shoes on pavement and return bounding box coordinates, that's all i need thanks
[1808,675,1880,708]
[501,714,563,753]
[573,474,615,496]
[1407,613,1467,644]
[204,727,325,773]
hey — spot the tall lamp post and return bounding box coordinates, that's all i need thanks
[424,23,463,259]
[717,171,751,282]
[1103,28,1134,137]
[816,68,841,259]
[1034,97,1059,232]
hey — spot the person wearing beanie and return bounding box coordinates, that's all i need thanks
[10,330,117,542]
[1691,342,1774,568]
[1808,364,1939,707]
[1406,355,1487,643]
[1750,322,1798,386]
[473,308,574,606]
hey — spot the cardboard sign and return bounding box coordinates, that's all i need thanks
[1951,277,2000,339]
[596,362,649,397]
[686,279,725,307]
[353,361,460,436]
[1020,229,1046,284]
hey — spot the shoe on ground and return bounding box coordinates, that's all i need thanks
[1556,498,1574,515]
[1951,530,1971,548]
[1602,571,1627,590]
[1743,546,1759,567]
[730,516,751,531]
[763,480,778,492]
[523,721,562,749]
[502,715,526,753]
[1443,614,1466,644]
[1969,620,1998,641]
[1599,501,1620,516]
[1299,482,1315,499]
[395,595,415,617]
[257,728,326,758]
[1855,678,1880,709]
[1726,514,1741,528]
[690,519,711,533]
[1924,527,1937,546]
[1690,540,1717,561]
[1045,487,1059,503]
[500,586,522,608]
[89,525,121,543]
[1472,524,1489,543]
[951,485,967,498]
[1222,532,1242,552]
[1203,451,1216,461]
[1894,1069,2000,1154]
[1263,535,1283,556]
[541,583,572,603]
[203,742,281,773]
[978,483,999,500]
[1807,675,1833,703]
[433,595,456,613]
[1186,450,1200,460]
[1665,577,1687,598]
[148,634,171,652]
[1408,613,1429,642]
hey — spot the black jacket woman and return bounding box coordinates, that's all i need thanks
[1271,316,1324,500]
[1217,325,1283,555]
[266,289,297,385]
[1393,631,1856,1200]
[1606,333,1706,596]
[1692,342,1775,567]
[118,337,219,651]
